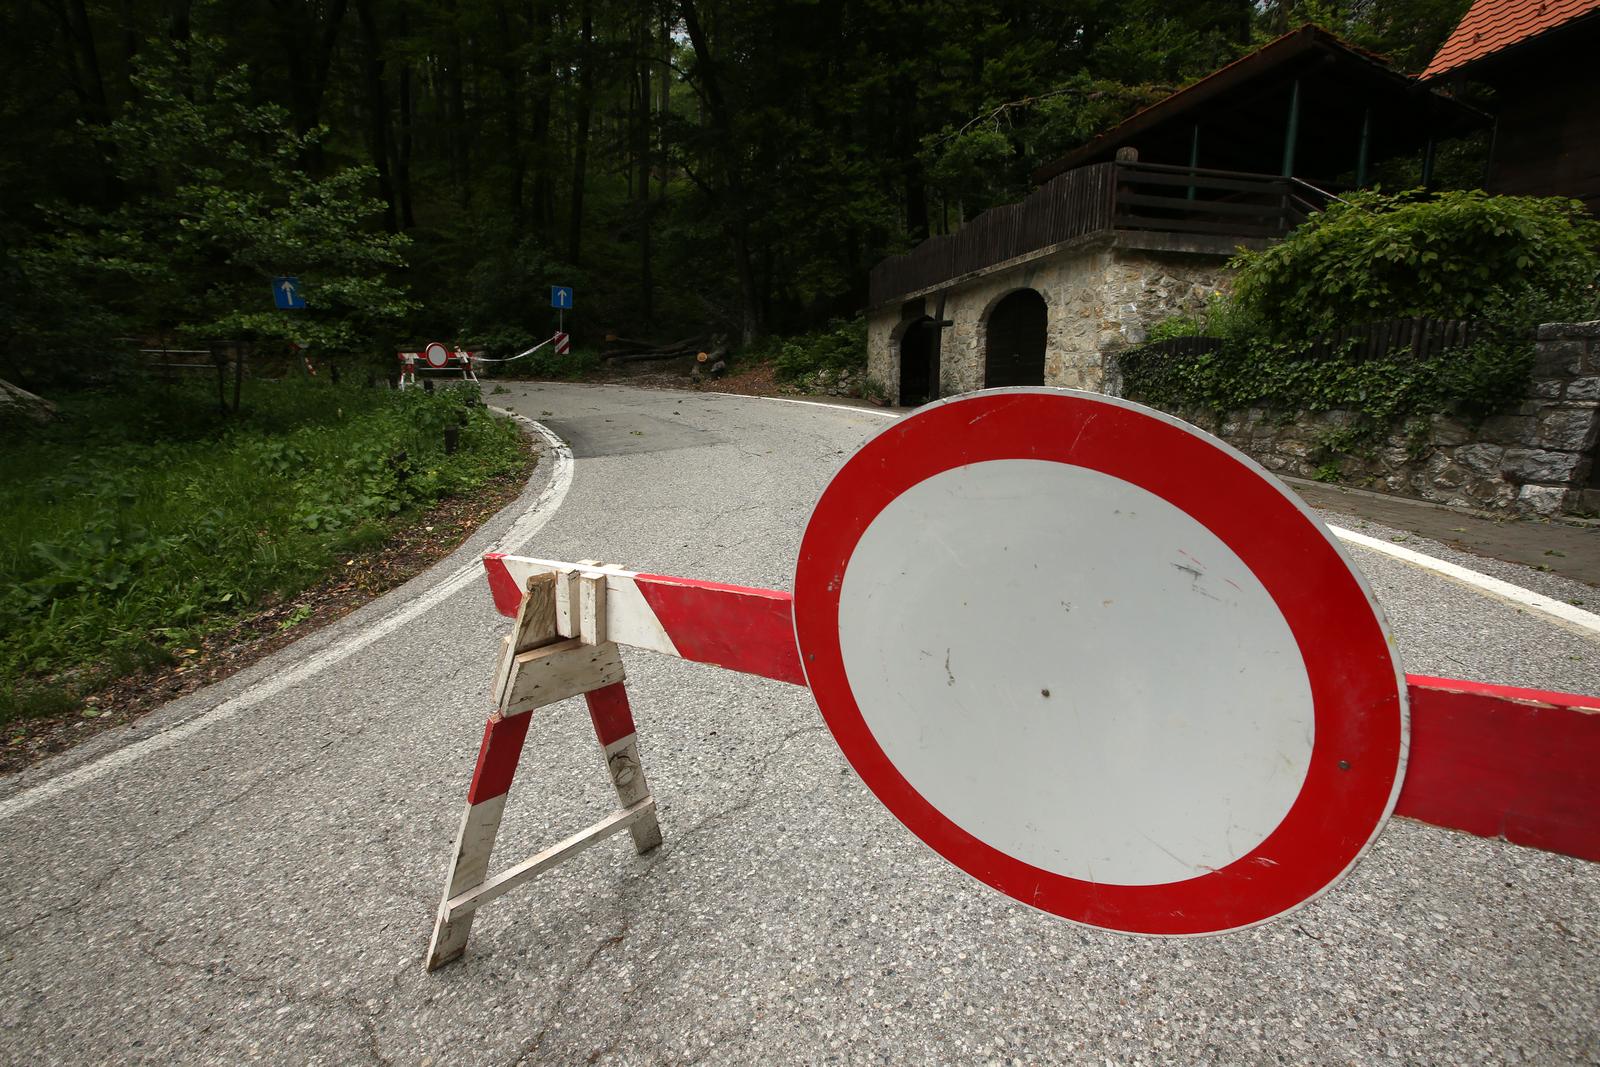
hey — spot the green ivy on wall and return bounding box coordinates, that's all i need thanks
[1124,190,1600,439]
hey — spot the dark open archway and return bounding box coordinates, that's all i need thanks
[984,289,1047,388]
[898,318,937,406]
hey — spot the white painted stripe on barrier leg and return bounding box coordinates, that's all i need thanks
[427,793,510,970]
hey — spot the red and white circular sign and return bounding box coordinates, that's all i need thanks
[424,341,450,368]
[793,388,1407,936]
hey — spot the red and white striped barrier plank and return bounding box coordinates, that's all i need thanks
[485,554,805,685]
[482,553,1600,865]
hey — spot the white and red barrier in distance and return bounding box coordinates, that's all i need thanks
[398,341,481,387]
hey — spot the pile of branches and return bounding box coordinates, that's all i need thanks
[599,333,707,364]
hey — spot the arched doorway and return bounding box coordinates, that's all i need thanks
[898,318,937,406]
[984,289,1047,388]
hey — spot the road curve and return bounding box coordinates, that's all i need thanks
[0,382,1595,1065]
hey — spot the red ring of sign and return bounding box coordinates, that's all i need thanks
[793,389,1406,936]
[425,342,450,368]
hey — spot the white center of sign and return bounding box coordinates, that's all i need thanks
[837,459,1314,886]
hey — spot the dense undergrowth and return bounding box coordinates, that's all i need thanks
[0,378,524,726]
[1124,191,1600,435]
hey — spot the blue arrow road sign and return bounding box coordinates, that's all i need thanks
[273,276,306,310]
[550,285,574,310]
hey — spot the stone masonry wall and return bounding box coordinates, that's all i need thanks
[867,236,1229,399]
[1169,322,1600,517]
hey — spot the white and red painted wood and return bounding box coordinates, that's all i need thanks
[397,344,481,388]
[481,552,1600,866]
[427,567,661,970]
[442,392,1595,954]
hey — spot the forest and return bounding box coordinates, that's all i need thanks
[1,0,1475,380]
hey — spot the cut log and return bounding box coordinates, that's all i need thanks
[0,378,56,423]
[602,349,699,364]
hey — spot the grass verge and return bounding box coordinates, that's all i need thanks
[1,377,528,745]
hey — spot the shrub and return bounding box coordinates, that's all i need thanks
[0,379,524,725]
[1229,189,1600,341]
[1126,190,1600,433]
[772,318,867,382]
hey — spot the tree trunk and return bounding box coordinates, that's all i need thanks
[445,0,470,207]
[396,58,415,229]
[56,0,112,126]
[657,11,670,202]
[268,0,350,167]
[355,0,398,232]
[568,0,593,264]
[680,0,763,342]
[495,1,526,229]
[636,16,653,322]
[530,0,554,233]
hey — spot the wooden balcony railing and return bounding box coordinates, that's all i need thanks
[868,161,1327,308]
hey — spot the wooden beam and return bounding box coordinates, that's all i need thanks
[442,797,658,918]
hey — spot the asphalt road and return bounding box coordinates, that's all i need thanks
[1,382,1596,1066]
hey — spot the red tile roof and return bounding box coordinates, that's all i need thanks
[1423,0,1600,78]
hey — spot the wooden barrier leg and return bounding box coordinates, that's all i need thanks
[585,682,663,854]
[426,712,533,970]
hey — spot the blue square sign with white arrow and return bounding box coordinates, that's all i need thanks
[550,285,574,310]
[273,276,306,310]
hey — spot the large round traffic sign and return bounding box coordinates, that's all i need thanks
[793,388,1407,935]
[425,341,450,368]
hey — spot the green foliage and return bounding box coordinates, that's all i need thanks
[1123,332,1533,427]
[1230,190,1600,341]
[1126,190,1599,439]
[0,0,1485,364]
[492,346,601,381]
[772,318,867,382]
[920,70,1171,223]
[0,379,523,725]
[12,38,412,380]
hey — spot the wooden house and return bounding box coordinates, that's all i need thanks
[868,26,1485,405]
[1423,0,1600,213]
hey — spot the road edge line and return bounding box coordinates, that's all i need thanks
[725,391,1596,635]
[1330,524,1600,638]
[711,393,900,418]
[0,411,575,822]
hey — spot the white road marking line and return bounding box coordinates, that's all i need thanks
[730,391,1596,635]
[1330,525,1600,638]
[0,410,575,822]
[715,393,899,418]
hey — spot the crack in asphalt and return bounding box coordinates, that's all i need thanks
[505,921,631,1066]
[0,732,350,947]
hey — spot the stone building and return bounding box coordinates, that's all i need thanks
[866,27,1485,406]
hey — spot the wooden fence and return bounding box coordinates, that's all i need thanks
[868,161,1327,308]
